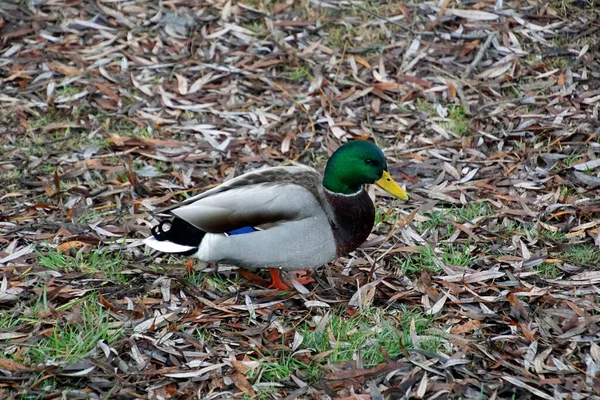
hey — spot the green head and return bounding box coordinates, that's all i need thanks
[322,140,409,200]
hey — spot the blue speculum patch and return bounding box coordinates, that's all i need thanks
[227,226,257,235]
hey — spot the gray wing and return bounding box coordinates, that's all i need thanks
[170,166,325,233]
[193,184,338,270]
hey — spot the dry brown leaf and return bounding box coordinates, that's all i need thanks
[57,241,87,252]
[0,358,28,371]
[230,372,255,396]
[451,319,482,334]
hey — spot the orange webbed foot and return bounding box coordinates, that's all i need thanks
[267,268,291,291]
[289,270,315,285]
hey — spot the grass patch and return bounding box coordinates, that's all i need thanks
[20,293,120,365]
[299,306,438,367]
[546,57,574,70]
[249,307,439,390]
[245,20,268,36]
[415,99,435,114]
[417,202,492,236]
[74,209,115,225]
[416,100,470,136]
[251,355,320,385]
[55,86,81,97]
[395,243,476,275]
[534,262,561,278]
[0,167,23,183]
[538,228,566,242]
[498,220,537,238]
[395,246,441,274]
[37,247,127,282]
[374,206,404,225]
[563,151,583,167]
[7,117,110,165]
[284,66,311,82]
[186,270,208,286]
[530,242,600,277]
[0,312,20,328]
[14,373,59,400]
[445,105,470,135]
[559,244,600,269]
[327,25,350,48]
[206,273,243,293]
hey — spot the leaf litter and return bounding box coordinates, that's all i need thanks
[1,0,600,399]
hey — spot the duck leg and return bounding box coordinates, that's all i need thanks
[267,269,315,290]
[268,268,290,290]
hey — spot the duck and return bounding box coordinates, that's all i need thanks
[143,140,409,290]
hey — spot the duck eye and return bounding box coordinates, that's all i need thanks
[365,158,373,165]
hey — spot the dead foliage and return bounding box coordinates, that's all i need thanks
[1,0,600,399]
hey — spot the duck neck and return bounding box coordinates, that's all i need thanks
[323,187,375,256]
[322,166,363,195]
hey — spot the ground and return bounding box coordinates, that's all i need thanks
[1,0,600,399]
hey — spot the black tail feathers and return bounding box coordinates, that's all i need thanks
[151,217,206,256]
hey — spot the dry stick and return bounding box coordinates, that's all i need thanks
[438,0,453,16]
[330,41,348,117]
[462,32,496,79]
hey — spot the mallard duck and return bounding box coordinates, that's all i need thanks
[143,140,409,290]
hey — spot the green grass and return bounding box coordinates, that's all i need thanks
[0,312,20,328]
[0,167,23,183]
[6,115,110,169]
[415,100,470,136]
[186,270,208,286]
[445,105,470,135]
[538,228,566,242]
[327,25,351,48]
[37,247,127,283]
[415,99,434,114]
[374,208,389,225]
[245,20,268,36]
[55,86,81,97]
[531,243,600,278]
[498,220,537,238]
[534,262,561,278]
[74,209,116,225]
[248,306,439,391]
[2,292,121,370]
[130,126,154,138]
[438,243,477,267]
[559,244,600,269]
[22,294,120,366]
[374,206,404,225]
[284,66,311,82]
[395,246,440,274]
[457,202,492,221]
[14,373,59,400]
[417,202,492,236]
[300,306,438,366]
[395,243,476,275]
[563,151,583,167]
[251,355,320,384]
[206,273,243,293]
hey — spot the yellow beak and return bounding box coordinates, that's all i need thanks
[375,171,409,200]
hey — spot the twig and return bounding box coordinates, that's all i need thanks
[462,32,496,79]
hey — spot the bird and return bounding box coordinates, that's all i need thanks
[143,140,409,290]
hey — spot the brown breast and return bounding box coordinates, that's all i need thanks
[324,189,376,256]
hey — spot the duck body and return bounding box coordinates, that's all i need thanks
[143,140,408,282]
[144,165,375,271]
